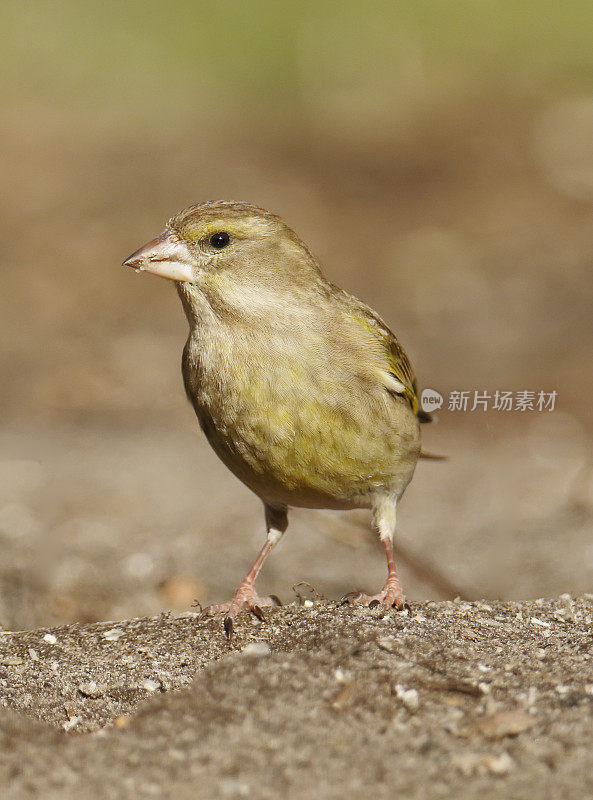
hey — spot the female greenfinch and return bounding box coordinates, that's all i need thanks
[124,201,433,636]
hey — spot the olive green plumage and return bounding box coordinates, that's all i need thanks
[123,200,430,625]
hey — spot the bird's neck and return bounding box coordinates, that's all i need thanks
[176,272,325,334]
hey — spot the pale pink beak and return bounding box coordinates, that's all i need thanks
[122,229,195,282]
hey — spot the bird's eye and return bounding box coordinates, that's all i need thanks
[209,231,230,249]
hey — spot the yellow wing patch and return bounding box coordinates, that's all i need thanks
[356,308,420,415]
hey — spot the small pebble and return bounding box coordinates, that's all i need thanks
[0,657,23,666]
[141,679,162,692]
[78,681,104,698]
[43,633,57,644]
[28,648,39,661]
[558,593,575,620]
[395,685,419,711]
[487,752,515,776]
[530,617,551,628]
[63,716,81,732]
[376,635,398,653]
[241,642,271,657]
[102,628,124,642]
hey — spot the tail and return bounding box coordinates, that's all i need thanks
[420,450,447,461]
[417,405,446,459]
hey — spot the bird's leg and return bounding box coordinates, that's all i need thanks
[342,497,406,610]
[201,505,287,636]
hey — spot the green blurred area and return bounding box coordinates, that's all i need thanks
[2,0,593,116]
[1,1,593,427]
[1,0,592,424]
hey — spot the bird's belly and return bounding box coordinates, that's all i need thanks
[193,379,420,510]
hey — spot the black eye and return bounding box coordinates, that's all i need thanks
[209,231,230,249]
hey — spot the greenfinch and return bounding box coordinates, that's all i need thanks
[124,201,432,636]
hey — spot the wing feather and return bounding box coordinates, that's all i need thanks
[359,307,426,418]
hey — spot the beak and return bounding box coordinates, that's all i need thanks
[122,229,195,282]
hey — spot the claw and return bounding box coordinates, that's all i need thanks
[369,599,380,609]
[200,586,279,637]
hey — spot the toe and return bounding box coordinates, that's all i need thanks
[199,602,229,620]
[341,588,406,610]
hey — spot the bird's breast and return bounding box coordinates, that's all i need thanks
[181,325,420,507]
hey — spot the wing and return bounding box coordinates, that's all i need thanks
[358,306,431,422]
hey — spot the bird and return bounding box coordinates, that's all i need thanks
[123,201,434,637]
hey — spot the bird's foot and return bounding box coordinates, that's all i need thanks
[200,581,281,638]
[341,578,406,611]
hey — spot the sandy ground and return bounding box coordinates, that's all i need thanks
[1,598,592,799]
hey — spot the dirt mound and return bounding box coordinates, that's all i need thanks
[1,597,592,799]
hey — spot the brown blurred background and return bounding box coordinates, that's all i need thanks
[1,1,592,629]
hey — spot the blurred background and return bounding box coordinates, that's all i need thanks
[1,1,592,629]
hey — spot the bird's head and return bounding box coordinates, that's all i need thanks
[123,201,321,289]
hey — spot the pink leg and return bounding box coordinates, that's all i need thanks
[342,499,406,610]
[201,505,287,637]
